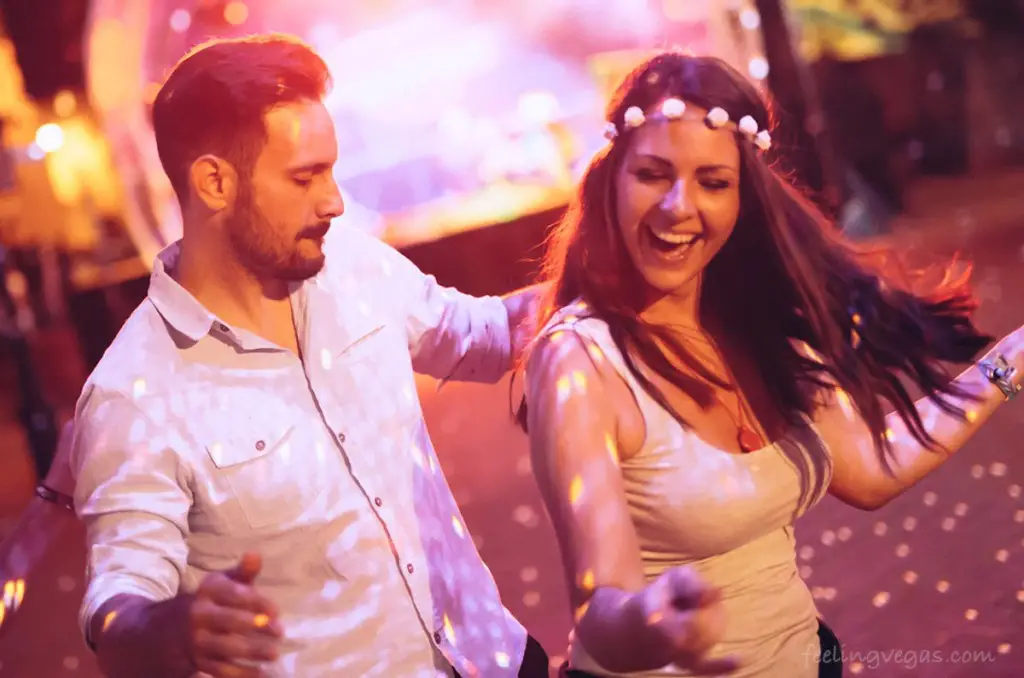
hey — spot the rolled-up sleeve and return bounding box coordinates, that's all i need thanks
[404,271,512,383]
[341,227,511,382]
[71,386,193,644]
[323,224,512,382]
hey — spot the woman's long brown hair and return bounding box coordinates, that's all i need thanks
[515,52,992,470]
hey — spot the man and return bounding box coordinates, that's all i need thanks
[70,34,545,678]
[70,34,727,678]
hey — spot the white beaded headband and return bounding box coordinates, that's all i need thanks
[603,97,772,152]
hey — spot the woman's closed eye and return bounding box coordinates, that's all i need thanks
[699,178,732,191]
[633,168,670,183]
[633,169,732,193]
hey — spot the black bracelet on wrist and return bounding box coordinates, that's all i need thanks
[35,484,75,511]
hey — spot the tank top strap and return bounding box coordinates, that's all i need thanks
[534,299,589,337]
[535,300,626,369]
[534,301,659,415]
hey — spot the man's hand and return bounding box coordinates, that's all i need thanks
[503,283,546,361]
[187,553,283,677]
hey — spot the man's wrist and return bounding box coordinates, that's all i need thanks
[92,594,194,678]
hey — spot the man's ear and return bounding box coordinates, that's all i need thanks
[188,154,239,212]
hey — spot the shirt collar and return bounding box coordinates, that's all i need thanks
[147,241,221,343]
[148,233,381,352]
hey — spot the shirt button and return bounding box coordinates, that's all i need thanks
[337,432,346,443]
[406,563,414,574]
[433,631,442,644]
[374,497,383,507]
[255,440,266,451]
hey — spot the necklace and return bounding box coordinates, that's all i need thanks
[718,366,764,453]
[672,324,764,453]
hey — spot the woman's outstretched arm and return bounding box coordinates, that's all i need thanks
[525,329,735,674]
[816,326,1023,510]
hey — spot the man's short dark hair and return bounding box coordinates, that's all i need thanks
[152,34,331,204]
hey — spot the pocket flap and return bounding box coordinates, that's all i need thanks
[199,398,296,469]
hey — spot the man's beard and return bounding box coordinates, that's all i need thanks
[226,185,327,283]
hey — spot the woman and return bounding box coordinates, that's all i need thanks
[518,52,1021,678]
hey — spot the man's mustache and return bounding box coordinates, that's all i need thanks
[300,222,331,239]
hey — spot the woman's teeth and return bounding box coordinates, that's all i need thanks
[651,231,697,246]
[644,224,700,260]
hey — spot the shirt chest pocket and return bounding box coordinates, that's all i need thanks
[197,404,331,531]
[330,324,422,427]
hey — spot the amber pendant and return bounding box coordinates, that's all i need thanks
[737,426,762,453]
